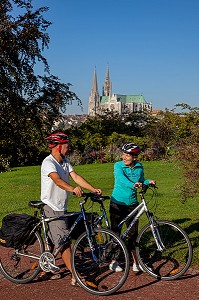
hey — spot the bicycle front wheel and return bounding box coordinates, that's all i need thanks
[0,231,44,284]
[136,220,193,280]
[71,228,129,296]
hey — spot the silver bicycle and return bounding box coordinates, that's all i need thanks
[86,184,193,280]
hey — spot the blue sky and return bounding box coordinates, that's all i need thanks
[35,0,199,114]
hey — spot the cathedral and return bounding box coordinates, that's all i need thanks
[88,66,152,116]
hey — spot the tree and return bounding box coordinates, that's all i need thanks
[174,104,199,201]
[67,111,151,164]
[0,0,81,169]
[143,104,199,160]
[145,104,199,199]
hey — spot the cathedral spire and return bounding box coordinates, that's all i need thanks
[92,66,98,93]
[102,64,112,96]
[88,67,100,116]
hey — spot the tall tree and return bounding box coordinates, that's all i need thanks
[0,0,81,169]
[174,104,199,201]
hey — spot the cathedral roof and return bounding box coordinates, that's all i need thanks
[100,96,109,104]
[100,94,146,104]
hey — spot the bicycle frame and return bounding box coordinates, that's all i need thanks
[18,199,100,265]
[119,199,148,240]
[94,187,166,252]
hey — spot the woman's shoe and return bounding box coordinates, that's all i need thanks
[109,260,123,272]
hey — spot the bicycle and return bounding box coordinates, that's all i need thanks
[0,194,129,296]
[86,185,193,280]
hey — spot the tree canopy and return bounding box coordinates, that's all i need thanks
[0,0,81,167]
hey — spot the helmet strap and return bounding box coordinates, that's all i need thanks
[57,144,65,159]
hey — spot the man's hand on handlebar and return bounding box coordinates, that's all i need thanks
[72,186,84,197]
[92,188,102,195]
[73,187,102,197]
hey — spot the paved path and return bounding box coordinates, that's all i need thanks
[0,266,198,300]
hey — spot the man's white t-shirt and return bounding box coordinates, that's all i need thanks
[41,154,74,211]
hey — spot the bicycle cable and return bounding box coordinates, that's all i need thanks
[146,186,159,217]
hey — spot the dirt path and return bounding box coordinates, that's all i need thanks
[0,265,198,300]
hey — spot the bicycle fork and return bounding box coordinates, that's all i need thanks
[149,217,165,251]
[86,227,100,262]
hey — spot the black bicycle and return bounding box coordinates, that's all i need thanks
[0,194,129,296]
[85,185,193,280]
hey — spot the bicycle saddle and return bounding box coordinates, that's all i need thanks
[28,200,45,209]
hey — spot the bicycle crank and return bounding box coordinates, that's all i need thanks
[39,251,60,273]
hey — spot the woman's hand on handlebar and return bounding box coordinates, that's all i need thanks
[134,180,157,189]
[134,182,143,189]
[149,180,156,186]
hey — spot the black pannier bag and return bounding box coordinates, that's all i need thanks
[0,213,38,248]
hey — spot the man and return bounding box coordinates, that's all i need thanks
[41,132,102,285]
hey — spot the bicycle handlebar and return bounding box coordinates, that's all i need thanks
[77,192,110,205]
[140,183,158,194]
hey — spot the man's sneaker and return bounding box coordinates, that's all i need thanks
[132,263,144,272]
[109,260,123,272]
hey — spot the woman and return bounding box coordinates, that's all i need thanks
[109,143,156,272]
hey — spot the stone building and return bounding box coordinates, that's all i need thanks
[88,66,152,116]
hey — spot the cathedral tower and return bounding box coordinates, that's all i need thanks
[88,67,100,116]
[102,65,112,96]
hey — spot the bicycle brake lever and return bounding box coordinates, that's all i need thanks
[151,184,158,189]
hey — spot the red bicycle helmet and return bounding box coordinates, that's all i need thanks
[121,143,141,155]
[46,133,69,148]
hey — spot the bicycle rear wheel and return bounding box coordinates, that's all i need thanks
[0,231,44,284]
[136,220,193,280]
[71,228,129,296]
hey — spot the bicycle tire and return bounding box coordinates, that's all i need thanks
[0,230,44,284]
[71,227,129,296]
[136,220,193,280]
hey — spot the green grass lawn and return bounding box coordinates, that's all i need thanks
[0,161,198,265]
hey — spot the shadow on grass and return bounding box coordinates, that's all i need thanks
[170,218,199,265]
[172,218,198,233]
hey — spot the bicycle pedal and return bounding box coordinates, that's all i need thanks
[49,263,60,273]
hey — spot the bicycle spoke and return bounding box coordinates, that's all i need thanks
[72,228,129,296]
[137,220,192,280]
[0,231,44,284]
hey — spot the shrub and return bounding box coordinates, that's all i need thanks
[0,155,11,172]
[176,125,199,201]
[104,145,122,163]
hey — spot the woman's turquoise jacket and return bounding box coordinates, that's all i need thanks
[111,160,150,206]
